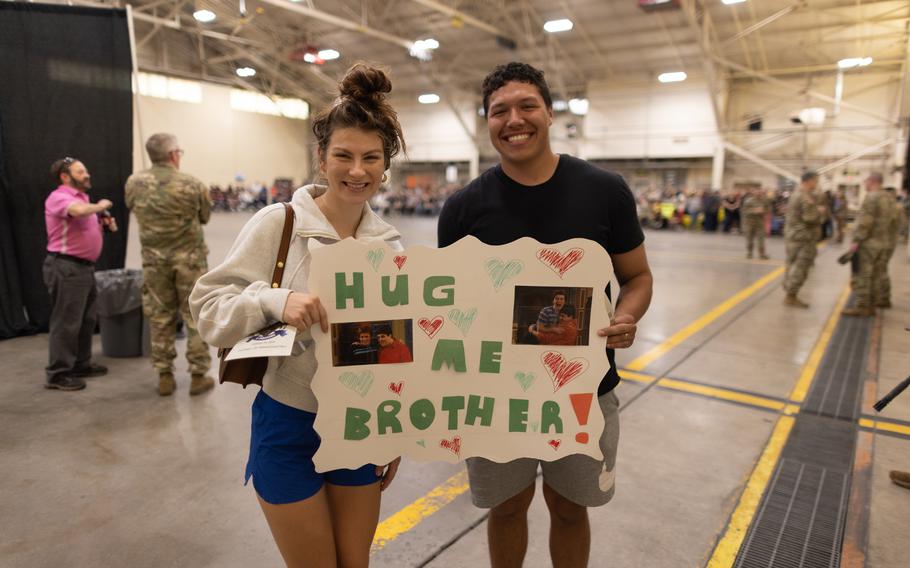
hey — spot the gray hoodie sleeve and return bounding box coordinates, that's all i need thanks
[189,205,293,348]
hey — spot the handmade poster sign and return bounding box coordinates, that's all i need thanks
[308,236,614,472]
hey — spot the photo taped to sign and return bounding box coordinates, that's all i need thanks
[331,319,414,367]
[513,286,593,346]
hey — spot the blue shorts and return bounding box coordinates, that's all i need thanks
[246,390,380,505]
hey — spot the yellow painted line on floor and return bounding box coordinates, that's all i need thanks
[860,419,910,437]
[371,470,469,552]
[789,285,851,403]
[706,415,796,568]
[626,266,784,372]
[619,370,657,384]
[657,378,788,412]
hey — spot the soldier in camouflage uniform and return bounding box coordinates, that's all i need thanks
[125,133,214,395]
[876,187,906,309]
[742,187,770,259]
[832,188,848,243]
[842,174,899,316]
[783,172,826,308]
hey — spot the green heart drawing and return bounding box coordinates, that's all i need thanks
[338,371,374,397]
[448,308,478,336]
[416,440,427,448]
[530,421,540,433]
[366,248,385,272]
[514,371,536,392]
[484,258,523,290]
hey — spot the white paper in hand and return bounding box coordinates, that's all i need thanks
[224,324,298,361]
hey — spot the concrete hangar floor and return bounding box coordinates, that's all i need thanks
[2,211,908,568]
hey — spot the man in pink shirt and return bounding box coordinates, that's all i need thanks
[43,157,117,390]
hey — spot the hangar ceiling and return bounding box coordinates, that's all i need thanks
[47,0,910,111]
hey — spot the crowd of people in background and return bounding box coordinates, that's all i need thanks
[206,180,460,216]
[206,177,910,250]
[370,184,459,216]
[635,185,910,242]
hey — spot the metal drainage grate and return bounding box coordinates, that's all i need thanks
[734,458,849,568]
[802,315,872,421]
[733,298,871,568]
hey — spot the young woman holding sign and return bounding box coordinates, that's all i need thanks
[190,64,405,568]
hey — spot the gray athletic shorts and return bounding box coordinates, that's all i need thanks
[466,391,620,508]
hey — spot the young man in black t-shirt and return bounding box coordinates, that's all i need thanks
[438,62,653,568]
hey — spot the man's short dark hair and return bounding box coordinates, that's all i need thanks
[801,171,818,183]
[553,289,566,300]
[374,322,393,336]
[561,304,576,318]
[481,62,553,115]
[50,157,77,182]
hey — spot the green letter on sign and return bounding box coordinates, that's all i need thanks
[479,341,503,373]
[465,395,495,426]
[441,396,466,430]
[509,399,529,433]
[335,272,364,309]
[381,275,409,307]
[423,276,455,306]
[409,399,436,430]
[431,339,467,372]
[377,400,403,435]
[344,407,371,440]
[541,401,563,434]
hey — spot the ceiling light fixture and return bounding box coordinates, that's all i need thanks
[837,57,873,69]
[552,100,569,112]
[409,38,440,61]
[418,93,440,104]
[193,9,216,23]
[236,67,256,78]
[318,49,340,61]
[658,71,687,83]
[543,19,573,33]
[568,98,588,115]
[721,0,747,5]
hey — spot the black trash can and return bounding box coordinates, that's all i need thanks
[95,269,146,357]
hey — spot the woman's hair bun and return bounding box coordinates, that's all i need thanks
[339,64,392,104]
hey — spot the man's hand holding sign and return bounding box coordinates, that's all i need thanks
[307,236,615,472]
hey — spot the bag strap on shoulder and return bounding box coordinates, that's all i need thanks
[270,203,296,288]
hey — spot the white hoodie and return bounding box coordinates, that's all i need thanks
[189,184,403,412]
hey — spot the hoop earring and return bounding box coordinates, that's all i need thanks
[381,173,389,184]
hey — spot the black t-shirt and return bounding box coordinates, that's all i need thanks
[437,154,644,395]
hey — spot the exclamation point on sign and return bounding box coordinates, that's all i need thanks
[569,393,593,444]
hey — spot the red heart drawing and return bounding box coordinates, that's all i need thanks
[393,255,408,270]
[418,316,444,338]
[440,436,461,456]
[537,247,584,278]
[388,381,403,396]
[541,351,589,392]
[548,439,561,451]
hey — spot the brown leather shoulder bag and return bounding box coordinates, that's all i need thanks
[217,202,295,387]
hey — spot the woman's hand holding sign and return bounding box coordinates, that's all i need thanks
[282,292,329,333]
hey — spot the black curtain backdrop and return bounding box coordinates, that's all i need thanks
[0,3,133,338]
